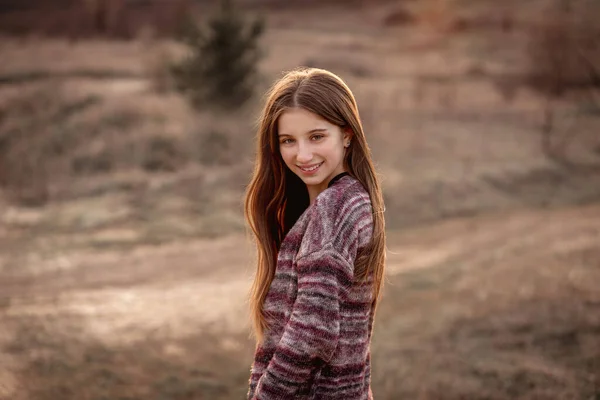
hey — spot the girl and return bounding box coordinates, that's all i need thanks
[244,67,386,399]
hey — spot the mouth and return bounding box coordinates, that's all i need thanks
[297,162,323,174]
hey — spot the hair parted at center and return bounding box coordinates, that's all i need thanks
[244,67,386,343]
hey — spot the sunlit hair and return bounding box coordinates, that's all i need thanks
[244,67,386,343]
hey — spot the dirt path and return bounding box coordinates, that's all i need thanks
[1,235,256,343]
[386,203,600,277]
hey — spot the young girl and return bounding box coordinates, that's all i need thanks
[244,67,386,399]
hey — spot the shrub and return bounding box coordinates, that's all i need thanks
[525,0,600,169]
[171,0,265,111]
[0,87,100,206]
[526,0,600,97]
[382,8,416,27]
[71,151,113,175]
[142,135,186,172]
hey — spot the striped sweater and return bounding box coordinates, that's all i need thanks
[248,175,375,400]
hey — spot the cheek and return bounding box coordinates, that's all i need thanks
[327,141,345,157]
[279,147,293,166]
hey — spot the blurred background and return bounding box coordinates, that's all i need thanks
[0,0,599,399]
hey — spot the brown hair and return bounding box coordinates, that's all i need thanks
[244,67,386,343]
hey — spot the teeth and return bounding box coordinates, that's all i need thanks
[300,163,321,172]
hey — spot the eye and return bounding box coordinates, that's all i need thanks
[311,134,324,141]
[280,138,294,145]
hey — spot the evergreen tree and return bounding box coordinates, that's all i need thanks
[172,0,265,111]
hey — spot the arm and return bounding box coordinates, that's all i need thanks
[252,244,353,399]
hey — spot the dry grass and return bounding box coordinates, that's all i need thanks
[374,204,600,399]
[0,72,255,208]
[1,205,598,399]
[2,316,254,400]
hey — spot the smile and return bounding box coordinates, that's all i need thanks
[298,162,323,173]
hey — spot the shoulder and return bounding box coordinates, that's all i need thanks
[313,175,372,221]
[299,176,373,258]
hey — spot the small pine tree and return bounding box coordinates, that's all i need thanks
[172,0,265,111]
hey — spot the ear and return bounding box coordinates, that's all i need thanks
[343,127,353,148]
[343,127,353,141]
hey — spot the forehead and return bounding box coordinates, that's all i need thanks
[277,107,334,135]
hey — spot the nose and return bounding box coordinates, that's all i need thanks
[296,141,312,164]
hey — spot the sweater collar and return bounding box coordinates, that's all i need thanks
[327,172,349,188]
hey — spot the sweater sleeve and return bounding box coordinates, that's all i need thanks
[251,244,354,399]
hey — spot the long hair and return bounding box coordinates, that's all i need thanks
[244,67,386,343]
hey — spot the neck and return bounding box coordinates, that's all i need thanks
[307,170,347,205]
[308,189,319,206]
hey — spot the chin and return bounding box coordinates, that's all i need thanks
[299,175,323,183]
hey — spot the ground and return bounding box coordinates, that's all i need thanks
[1,205,598,399]
[0,1,599,399]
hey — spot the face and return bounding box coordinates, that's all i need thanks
[277,107,350,203]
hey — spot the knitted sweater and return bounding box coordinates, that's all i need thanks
[247,175,375,400]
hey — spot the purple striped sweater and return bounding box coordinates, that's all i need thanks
[248,175,375,399]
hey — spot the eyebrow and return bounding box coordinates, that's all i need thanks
[278,128,327,137]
